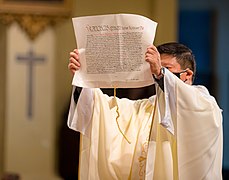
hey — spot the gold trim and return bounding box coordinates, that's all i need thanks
[113,87,131,144]
[0,0,71,40]
[0,13,67,40]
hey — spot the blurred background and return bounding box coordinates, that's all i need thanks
[0,0,228,179]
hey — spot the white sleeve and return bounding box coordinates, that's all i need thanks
[155,68,222,135]
[155,68,176,135]
[67,87,94,137]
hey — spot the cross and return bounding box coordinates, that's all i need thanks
[17,49,45,119]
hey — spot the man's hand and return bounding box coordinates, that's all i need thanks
[68,49,81,75]
[145,45,162,76]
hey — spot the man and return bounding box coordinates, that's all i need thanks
[68,42,223,179]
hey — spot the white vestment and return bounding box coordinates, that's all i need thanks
[68,69,223,180]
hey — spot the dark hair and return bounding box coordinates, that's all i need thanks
[157,42,196,82]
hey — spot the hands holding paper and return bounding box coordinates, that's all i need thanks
[68,45,162,77]
[145,45,162,77]
[68,49,80,75]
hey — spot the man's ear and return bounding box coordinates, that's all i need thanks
[186,68,194,82]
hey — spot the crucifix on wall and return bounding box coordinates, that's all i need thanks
[16,49,46,119]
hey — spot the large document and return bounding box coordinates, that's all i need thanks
[72,14,157,88]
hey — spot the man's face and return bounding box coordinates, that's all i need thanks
[160,54,193,85]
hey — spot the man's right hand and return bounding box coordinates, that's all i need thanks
[145,45,162,77]
[68,49,81,75]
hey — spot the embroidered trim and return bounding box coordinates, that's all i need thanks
[138,97,157,179]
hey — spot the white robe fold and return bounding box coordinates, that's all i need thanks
[68,69,223,180]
